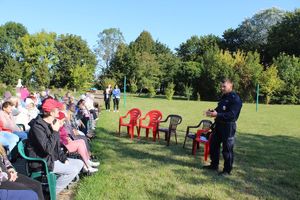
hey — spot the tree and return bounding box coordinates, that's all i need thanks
[222,8,285,64]
[132,52,161,93]
[272,53,300,104]
[258,65,283,104]
[267,9,300,59]
[0,22,27,86]
[130,30,155,54]
[95,28,124,72]
[53,34,97,90]
[16,31,58,88]
[176,34,221,62]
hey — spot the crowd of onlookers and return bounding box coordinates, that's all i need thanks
[0,85,100,200]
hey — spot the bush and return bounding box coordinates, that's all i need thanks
[130,83,138,93]
[165,83,175,100]
[101,77,116,90]
[184,85,193,100]
[148,86,156,98]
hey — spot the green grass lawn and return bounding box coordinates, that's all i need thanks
[74,96,300,200]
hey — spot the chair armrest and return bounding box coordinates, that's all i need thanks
[17,124,26,131]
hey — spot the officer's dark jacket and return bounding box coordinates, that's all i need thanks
[27,115,67,171]
[215,91,242,122]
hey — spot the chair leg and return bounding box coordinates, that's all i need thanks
[192,140,197,155]
[175,132,178,145]
[119,125,121,136]
[146,128,149,139]
[167,132,171,146]
[183,136,187,148]
[197,142,200,149]
[138,127,141,139]
[153,129,157,142]
[204,143,209,161]
[130,127,134,140]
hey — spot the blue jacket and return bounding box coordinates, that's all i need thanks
[112,89,121,99]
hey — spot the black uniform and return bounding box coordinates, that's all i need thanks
[210,91,242,173]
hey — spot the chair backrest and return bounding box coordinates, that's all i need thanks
[18,139,28,159]
[201,120,213,130]
[146,110,163,126]
[128,108,142,125]
[168,115,182,131]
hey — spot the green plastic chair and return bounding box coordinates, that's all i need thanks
[17,140,57,200]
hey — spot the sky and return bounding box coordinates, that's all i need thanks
[0,0,299,51]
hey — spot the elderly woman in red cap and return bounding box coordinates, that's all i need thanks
[26,98,84,194]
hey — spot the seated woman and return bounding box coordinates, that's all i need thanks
[0,101,27,140]
[57,112,99,173]
[0,144,44,200]
[0,120,19,153]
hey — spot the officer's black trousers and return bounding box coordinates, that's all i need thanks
[210,122,236,173]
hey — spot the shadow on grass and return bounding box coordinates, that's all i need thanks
[93,126,300,200]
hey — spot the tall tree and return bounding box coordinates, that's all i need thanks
[0,22,27,86]
[95,28,124,73]
[222,8,285,64]
[53,34,97,90]
[272,53,300,104]
[258,65,283,104]
[16,31,58,88]
[176,34,221,62]
[267,9,300,59]
[130,30,155,54]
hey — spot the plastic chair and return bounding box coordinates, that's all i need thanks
[138,110,162,141]
[119,108,142,139]
[17,140,56,200]
[157,115,182,146]
[183,120,212,161]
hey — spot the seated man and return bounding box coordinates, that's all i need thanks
[0,101,27,140]
[26,98,84,194]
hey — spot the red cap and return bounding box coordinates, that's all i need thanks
[42,98,63,112]
[57,112,66,120]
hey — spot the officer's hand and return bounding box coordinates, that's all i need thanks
[209,110,218,117]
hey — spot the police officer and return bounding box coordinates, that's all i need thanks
[203,79,242,175]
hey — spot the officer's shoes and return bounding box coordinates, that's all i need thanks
[218,171,231,176]
[202,165,218,171]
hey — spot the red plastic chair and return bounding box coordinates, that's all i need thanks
[119,108,142,140]
[193,129,212,161]
[138,110,162,141]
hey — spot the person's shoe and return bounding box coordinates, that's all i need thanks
[218,171,231,176]
[88,160,100,167]
[87,167,98,173]
[202,165,218,171]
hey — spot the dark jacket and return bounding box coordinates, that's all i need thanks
[27,115,67,171]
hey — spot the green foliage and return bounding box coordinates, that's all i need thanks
[100,77,116,90]
[129,82,138,94]
[267,9,300,59]
[147,86,156,98]
[259,65,284,104]
[16,31,58,87]
[165,82,175,100]
[184,84,193,100]
[131,30,155,53]
[52,34,97,90]
[272,53,300,104]
[176,34,221,62]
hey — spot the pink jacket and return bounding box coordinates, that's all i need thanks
[0,110,20,132]
[59,126,68,145]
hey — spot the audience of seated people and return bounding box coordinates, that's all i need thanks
[0,89,100,199]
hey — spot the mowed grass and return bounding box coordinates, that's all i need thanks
[75,96,300,200]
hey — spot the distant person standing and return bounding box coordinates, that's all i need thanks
[112,85,121,112]
[203,79,242,176]
[104,85,112,111]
